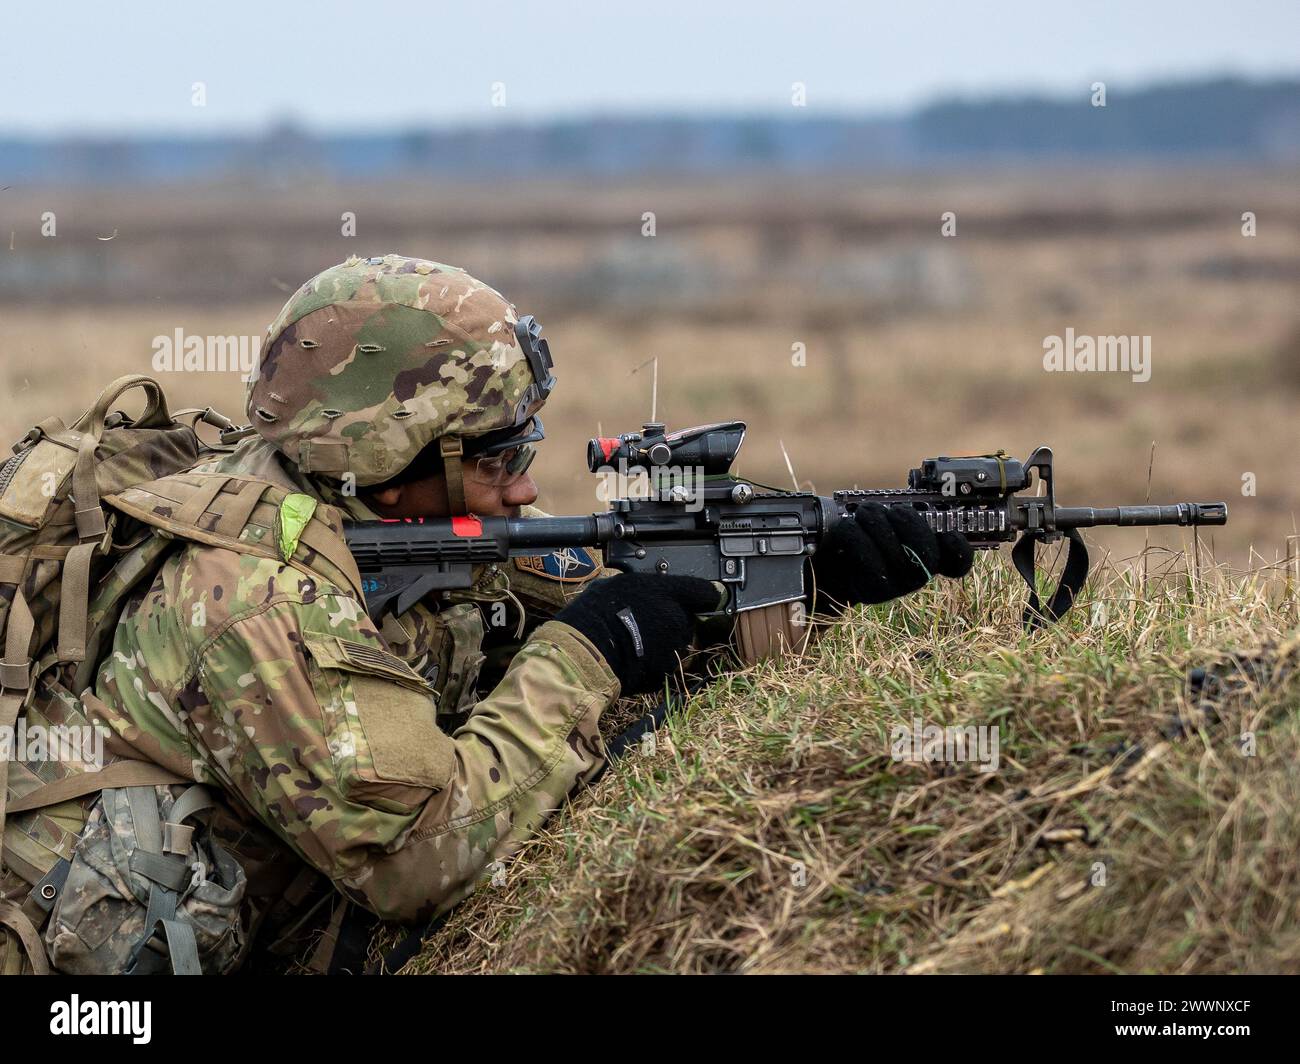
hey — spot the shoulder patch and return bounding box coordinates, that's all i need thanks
[302,632,433,693]
[513,547,600,583]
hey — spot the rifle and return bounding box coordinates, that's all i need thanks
[344,421,1227,635]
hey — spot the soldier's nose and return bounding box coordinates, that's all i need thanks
[502,473,539,509]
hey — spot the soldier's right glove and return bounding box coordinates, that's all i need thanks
[811,501,974,613]
[554,572,721,694]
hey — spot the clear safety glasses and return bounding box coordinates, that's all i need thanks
[462,416,544,486]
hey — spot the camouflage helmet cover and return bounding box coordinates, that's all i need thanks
[247,254,551,486]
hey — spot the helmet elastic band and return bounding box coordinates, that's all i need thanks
[439,436,467,516]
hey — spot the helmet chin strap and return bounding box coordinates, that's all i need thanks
[439,436,468,516]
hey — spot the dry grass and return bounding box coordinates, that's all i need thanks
[395,546,1299,974]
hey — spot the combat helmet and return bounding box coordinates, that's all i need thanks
[246,254,556,513]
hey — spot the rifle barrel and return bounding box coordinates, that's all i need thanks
[503,515,605,549]
[1054,502,1227,529]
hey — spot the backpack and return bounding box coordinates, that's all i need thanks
[0,375,366,974]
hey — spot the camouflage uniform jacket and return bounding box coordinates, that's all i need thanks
[88,436,618,924]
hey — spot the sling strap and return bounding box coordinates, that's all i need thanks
[1011,527,1090,630]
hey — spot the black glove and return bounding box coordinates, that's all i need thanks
[811,502,973,613]
[554,572,720,694]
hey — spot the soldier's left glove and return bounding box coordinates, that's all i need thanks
[811,502,973,613]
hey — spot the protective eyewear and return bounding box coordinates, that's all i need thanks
[463,416,544,486]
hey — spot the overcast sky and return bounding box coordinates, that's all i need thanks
[3,0,1297,134]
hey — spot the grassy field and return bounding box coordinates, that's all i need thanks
[396,550,1299,974]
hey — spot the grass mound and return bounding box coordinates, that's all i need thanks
[401,548,1299,974]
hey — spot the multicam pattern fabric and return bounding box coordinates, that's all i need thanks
[87,435,620,924]
[247,254,546,486]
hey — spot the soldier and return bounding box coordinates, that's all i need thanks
[86,253,971,966]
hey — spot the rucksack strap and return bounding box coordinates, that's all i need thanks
[0,899,50,975]
[13,416,69,451]
[0,686,54,976]
[0,689,25,848]
[173,475,229,527]
[305,895,350,974]
[106,473,365,601]
[66,375,174,543]
[72,433,107,542]
[0,588,35,690]
[74,375,172,435]
[56,541,101,663]
[0,559,29,685]
[158,920,202,975]
[4,759,190,817]
[122,783,215,976]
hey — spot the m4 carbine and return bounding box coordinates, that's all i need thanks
[344,421,1227,632]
